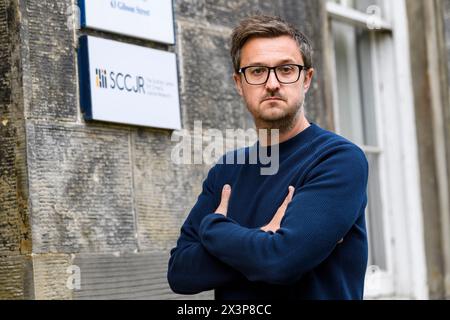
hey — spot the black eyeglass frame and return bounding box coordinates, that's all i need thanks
[238,64,308,85]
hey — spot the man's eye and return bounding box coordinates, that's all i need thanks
[250,68,266,75]
[278,66,294,74]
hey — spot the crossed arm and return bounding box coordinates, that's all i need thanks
[168,145,368,292]
[167,166,293,294]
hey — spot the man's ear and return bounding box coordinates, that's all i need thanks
[303,68,315,93]
[233,73,244,96]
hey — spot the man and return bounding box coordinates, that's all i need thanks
[167,15,369,300]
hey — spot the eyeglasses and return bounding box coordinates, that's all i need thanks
[238,64,306,85]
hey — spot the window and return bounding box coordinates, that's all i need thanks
[326,0,428,300]
[327,0,394,298]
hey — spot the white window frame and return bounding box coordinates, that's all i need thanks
[325,0,428,299]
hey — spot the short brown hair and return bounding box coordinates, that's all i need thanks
[230,15,313,73]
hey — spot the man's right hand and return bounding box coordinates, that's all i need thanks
[261,186,295,233]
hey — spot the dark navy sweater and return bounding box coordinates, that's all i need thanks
[167,122,369,300]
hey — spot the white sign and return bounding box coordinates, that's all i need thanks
[79,0,175,44]
[78,36,181,130]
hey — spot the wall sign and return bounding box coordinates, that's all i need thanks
[79,0,175,44]
[78,35,181,130]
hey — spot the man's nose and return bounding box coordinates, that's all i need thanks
[265,69,281,90]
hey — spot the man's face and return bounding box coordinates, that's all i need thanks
[233,35,314,130]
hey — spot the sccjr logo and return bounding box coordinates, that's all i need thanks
[95,68,145,94]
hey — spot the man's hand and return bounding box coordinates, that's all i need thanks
[215,184,344,244]
[215,184,231,217]
[214,184,293,231]
[261,186,295,233]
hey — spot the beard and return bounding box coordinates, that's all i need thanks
[250,99,304,134]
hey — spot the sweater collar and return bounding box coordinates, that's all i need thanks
[255,121,320,156]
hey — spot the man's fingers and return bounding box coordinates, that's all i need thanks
[274,186,295,220]
[282,186,295,206]
[215,184,231,215]
[287,186,295,202]
[263,186,296,232]
[221,184,231,204]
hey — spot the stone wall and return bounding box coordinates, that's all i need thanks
[0,0,34,299]
[0,0,328,299]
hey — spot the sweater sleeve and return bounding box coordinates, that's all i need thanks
[198,145,369,285]
[167,164,242,294]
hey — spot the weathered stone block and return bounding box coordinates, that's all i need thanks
[175,0,283,28]
[0,0,11,106]
[33,253,73,300]
[27,122,137,254]
[0,125,21,254]
[203,0,283,29]
[25,0,78,121]
[174,0,206,21]
[1,0,30,257]
[72,252,212,299]
[0,254,33,299]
